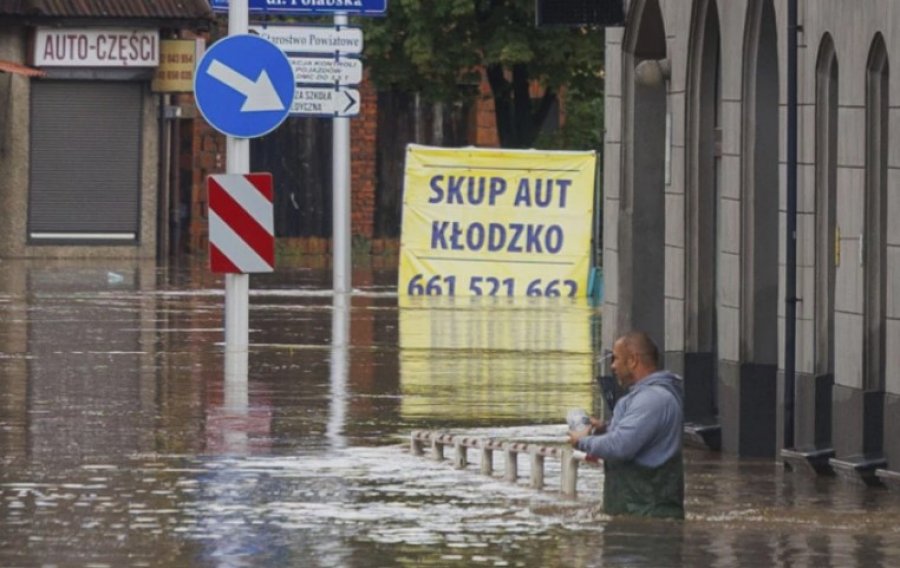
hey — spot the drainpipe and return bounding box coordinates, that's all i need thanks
[157,93,172,261]
[784,0,799,450]
[170,113,182,257]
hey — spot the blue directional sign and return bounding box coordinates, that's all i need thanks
[194,34,295,139]
[210,0,387,16]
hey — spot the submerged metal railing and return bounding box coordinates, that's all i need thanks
[409,430,600,497]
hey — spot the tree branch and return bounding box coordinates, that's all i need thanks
[486,63,512,147]
[512,64,531,147]
[531,88,558,139]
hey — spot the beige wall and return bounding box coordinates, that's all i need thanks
[605,0,900,394]
[0,26,31,258]
[0,27,158,259]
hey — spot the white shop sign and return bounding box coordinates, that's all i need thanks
[33,28,159,67]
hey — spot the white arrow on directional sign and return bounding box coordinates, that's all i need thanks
[208,60,286,112]
[291,87,360,117]
[290,56,362,86]
[250,25,363,55]
[194,34,294,138]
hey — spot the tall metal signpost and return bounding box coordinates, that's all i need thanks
[196,0,294,384]
[209,0,386,448]
[251,20,364,296]
[226,1,250,379]
[213,0,387,295]
[332,10,352,295]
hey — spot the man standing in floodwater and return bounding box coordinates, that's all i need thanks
[568,331,685,519]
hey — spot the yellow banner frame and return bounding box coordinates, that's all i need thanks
[399,145,597,298]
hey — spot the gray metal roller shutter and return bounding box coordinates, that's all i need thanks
[29,81,142,240]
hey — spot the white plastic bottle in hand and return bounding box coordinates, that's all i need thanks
[566,408,592,435]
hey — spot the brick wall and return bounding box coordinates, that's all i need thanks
[184,72,505,256]
[187,113,225,255]
[471,69,500,147]
[350,73,378,240]
[184,77,380,256]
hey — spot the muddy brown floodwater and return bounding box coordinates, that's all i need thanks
[1,259,899,567]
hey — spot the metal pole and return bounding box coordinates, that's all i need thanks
[157,93,172,261]
[225,0,250,379]
[333,12,352,294]
[784,0,799,450]
[327,291,350,449]
[171,116,183,257]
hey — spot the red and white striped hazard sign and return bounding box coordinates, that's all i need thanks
[207,173,275,274]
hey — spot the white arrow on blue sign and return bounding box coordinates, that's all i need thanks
[194,34,295,139]
[211,0,387,15]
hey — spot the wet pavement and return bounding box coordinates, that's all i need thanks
[1,258,900,567]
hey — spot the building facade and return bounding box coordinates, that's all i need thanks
[0,1,213,259]
[604,0,900,485]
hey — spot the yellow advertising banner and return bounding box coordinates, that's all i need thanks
[151,39,200,93]
[399,295,592,353]
[398,296,595,422]
[399,145,597,298]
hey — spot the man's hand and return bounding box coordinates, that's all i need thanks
[589,417,607,435]
[568,427,588,447]
[568,416,607,447]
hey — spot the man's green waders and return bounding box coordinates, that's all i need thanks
[602,454,685,519]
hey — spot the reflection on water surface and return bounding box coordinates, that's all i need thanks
[1,259,899,567]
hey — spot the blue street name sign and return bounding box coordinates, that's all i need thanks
[194,34,295,138]
[210,0,387,16]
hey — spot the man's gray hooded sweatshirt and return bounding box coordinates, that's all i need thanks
[576,370,685,518]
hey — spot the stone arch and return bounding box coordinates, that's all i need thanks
[719,0,780,457]
[618,0,667,351]
[831,33,890,468]
[740,0,779,366]
[814,34,838,379]
[863,33,888,394]
[790,32,840,452]
[683,0,721,423]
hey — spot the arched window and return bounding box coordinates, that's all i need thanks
[686,0,721,355]
[741,0,779,364]
[864,34,888,392]
[618,0,667,350]
[814,34,838,377]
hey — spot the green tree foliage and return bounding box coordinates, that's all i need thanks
[361,0,605,149]
[534,87,604,151]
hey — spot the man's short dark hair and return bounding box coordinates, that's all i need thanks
[620,331,660,367]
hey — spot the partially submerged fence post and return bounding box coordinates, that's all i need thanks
[408,431,596,499]
[432,435,444,462]
[530,447,545,489]
[562,448,579,497]
[504,444,518,482]
[454,439,468,469]
[410,431,424,456]
[480,442,493,476]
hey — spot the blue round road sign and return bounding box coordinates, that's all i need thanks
[194,34,294,139]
